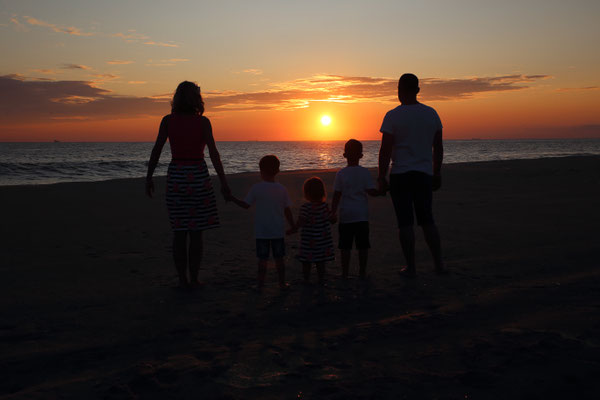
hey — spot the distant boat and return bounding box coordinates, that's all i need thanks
[53,140,60,143]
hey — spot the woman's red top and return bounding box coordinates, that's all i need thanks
[167,113,206,160]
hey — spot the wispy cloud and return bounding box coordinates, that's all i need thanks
[61,64,92,70]
[144,41,179,48]
[32,69,60,75]
[17,15,177,48]
[106,60,135,65]
[128,81,146,84]
[112,31,149,41]
[240,69,263,75]
[24,16,94,36]
[146,58,189,67]
[555,86,599,92]
[10,16,28,32]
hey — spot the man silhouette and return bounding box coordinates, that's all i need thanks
[378,73,446,277]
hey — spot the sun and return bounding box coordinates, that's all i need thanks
[321,115,332,126]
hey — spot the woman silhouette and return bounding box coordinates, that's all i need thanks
[146,81,231,288]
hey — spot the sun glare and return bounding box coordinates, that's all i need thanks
[321,115,332,126]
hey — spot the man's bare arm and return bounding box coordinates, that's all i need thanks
[378,133,394,192]
[432,129,443,191]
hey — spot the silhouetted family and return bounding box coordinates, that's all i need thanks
[146,73,446,290]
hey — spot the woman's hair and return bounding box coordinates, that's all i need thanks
[171,81,204,115]
[303,177,326,202]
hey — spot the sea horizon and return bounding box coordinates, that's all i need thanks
[2,138,600,187]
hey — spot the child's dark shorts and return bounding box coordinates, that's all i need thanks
[256,238,285,260]
[389,171,435,227]
[338,221,370,250]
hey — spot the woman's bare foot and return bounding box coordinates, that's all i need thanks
[399,266,416,278]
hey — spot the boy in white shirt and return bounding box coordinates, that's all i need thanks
[231,155,295,289]
[331,140,379,279]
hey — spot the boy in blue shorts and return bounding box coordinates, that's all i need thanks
[331,139,379,279]
[230,155,295,289]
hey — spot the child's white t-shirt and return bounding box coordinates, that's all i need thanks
[333,166,375,224]
[244,181,292,239]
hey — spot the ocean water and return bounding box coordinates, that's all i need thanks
[0,139,599,186]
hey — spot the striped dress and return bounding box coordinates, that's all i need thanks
[165,114,219,231]
[297,202,335,263]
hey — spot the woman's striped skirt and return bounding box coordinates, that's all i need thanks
[166,159,219,231]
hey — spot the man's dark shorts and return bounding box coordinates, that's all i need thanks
[338,221,370,250]
[389,172,435,227]
[256,238,285,260]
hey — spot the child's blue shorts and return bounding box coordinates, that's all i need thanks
[256,238,285,260]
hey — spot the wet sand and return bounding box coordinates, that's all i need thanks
[1,156,599,399]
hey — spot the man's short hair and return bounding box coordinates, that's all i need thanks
[398,73,419,93]
[259,155,280,175]
[344,139,363,155]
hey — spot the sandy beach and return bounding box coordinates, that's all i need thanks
[1,155,599,399]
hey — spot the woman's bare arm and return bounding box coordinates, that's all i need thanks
[203,117,231,200]
[145,116,169,198]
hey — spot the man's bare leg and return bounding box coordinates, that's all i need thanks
[422,224,445,273]
[398,226,416,277]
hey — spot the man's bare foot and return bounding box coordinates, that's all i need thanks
[399,267,416,278]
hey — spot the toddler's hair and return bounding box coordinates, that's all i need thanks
[303,177,326,202]
[259,155,280,175]
[344,139,363,155]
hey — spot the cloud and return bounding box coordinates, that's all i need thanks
[32,69,60,75]
[62,64,92,70]
[203,74,552,111]
[144,41,179,48]
[17,15,177,48]
[241,69,263,75]
[0,75,168,123]
[146,58,189,67]
[10,16,28,32]
[112,31,149,41]
[555,86,599,92]
[128,81,146,84]
[106,60,135,65]
[24,16,93,36]
[0,73,552,123]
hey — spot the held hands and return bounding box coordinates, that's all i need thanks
[329,213,338,224]
[221,183,232,201]
[377,177,389,196]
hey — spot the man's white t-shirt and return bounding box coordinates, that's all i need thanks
[333,166,376,224]
[379,103,443,175]
[244,181,291,239]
